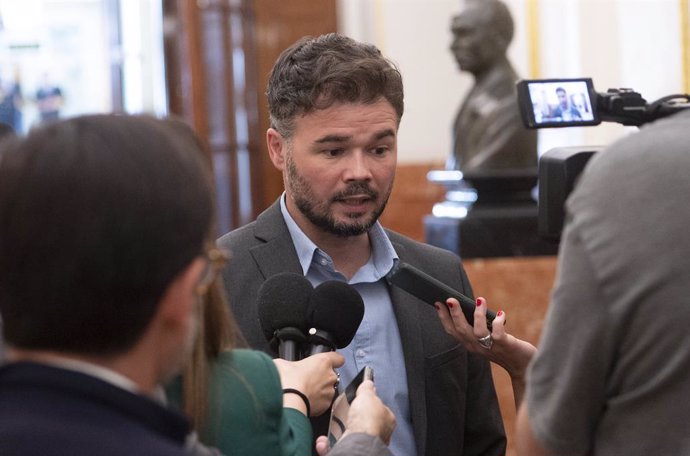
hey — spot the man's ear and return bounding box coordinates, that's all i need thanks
[267,128,287,171]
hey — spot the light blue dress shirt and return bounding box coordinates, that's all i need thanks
[280,195,416,456]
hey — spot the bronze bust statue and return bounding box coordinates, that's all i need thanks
[447,0,537,179]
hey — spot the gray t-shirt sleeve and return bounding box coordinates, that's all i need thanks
[525,223,614,455]
[328,433,393,456]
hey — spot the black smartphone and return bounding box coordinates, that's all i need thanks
[516,77,601,128]
[328,366,374,446]
[386,262,496,330]
[343,365,373,403]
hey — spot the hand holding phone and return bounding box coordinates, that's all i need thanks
[386,262,496,330]
[328,366,374,446]
[327,366,395,448]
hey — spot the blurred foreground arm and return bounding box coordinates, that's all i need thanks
[515,402,549,456]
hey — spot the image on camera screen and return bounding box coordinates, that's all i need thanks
[527,79,596,126]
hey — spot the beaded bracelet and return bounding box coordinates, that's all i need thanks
[282,388,311,417]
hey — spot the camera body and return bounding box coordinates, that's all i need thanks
[537,146,602,240]
[516,78,690,240]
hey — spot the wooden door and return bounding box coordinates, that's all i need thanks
[163,0,337,234]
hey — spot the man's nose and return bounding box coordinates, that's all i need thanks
[343,151,373,181]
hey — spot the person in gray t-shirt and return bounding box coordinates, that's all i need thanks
[434,109,690,455]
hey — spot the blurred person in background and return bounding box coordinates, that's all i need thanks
[35,72,63,123]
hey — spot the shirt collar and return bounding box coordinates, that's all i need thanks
[40,357,141,394]
[279,193,398,280]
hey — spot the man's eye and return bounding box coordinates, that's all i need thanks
[371,146,389,156]
[324,149,344,157]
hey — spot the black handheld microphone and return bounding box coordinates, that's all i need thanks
[305,281,365,356]
[257,272,313,360]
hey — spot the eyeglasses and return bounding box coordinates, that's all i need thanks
[196,247,230,296]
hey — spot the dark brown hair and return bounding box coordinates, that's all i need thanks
[267,33,404,138]
[0,114,214,355]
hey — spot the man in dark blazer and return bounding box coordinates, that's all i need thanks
[218,33,506,456]
[0,115,216,455]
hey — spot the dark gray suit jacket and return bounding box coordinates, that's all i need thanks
[218,200,506,456]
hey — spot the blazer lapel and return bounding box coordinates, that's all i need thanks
[250,200,303,278]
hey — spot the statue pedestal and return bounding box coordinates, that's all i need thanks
[425,172,558,259]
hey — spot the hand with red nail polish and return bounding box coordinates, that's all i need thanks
[434,295,536,408]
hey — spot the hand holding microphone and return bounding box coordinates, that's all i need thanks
[274,352,345,417]
[257,274,365,417]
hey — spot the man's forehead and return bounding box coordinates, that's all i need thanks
[298,100,398,123]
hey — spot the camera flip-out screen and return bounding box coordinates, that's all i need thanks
[517,78,601,128]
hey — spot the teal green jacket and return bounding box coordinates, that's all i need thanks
[168,349,312,456]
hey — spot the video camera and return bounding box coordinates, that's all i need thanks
[515,77,690,241]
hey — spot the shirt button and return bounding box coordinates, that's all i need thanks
[319,258,328,266]
[356,349,366,357]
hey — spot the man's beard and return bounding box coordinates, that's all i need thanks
[286,153,392,237]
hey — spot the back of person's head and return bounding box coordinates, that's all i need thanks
[267,33,404,138]
[0,114,214,356]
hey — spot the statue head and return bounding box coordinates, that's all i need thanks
[450,0,514,76]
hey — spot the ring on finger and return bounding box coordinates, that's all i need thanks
[477,333,493,349]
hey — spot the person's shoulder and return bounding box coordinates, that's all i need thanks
[217,220,257,248]
[214,349,278,387]
[587,110,690,174]
[568,110,690,225]
[216,348,274,370]
[210,350,283,414]
[217,199,283,249]
[0,364,189,456]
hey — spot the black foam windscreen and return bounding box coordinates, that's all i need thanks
[305,281,364,348]
[256,272,314,342]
